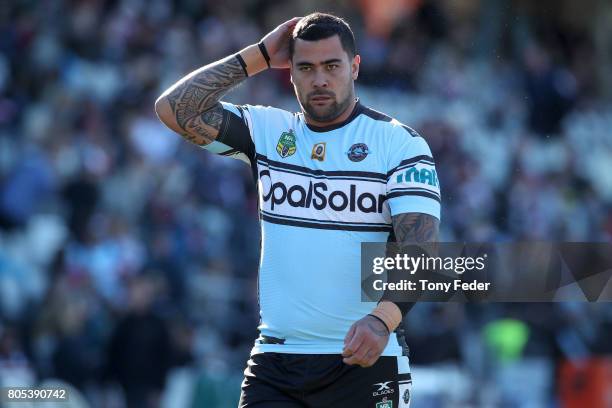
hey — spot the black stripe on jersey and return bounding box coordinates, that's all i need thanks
[361,106,392,122]
[258,161,387,184]
[261,210,390,227]
[388,187,440,202]
[304,101,365,132]
[386,189,441,203]
[386,155,435,178]
[400,125,422,138]
[256,154,387,181]
[219,148,239,156]
[236,105,249,127]
[388,186,440,197]
[261,213,392,232]
[361,106,421,138]
[218,108,255,163]
[398,372,412,382]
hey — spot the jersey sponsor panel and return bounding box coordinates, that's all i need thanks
[257,156,392,231]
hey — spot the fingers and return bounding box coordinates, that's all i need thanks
[343,347,381,367]
[285,17,302,27]
[342,330,365,358]
[343,346,371,366]
[342,330,379,366]
[277,17,301,33]
[343,324,356,347]
[342,324,386,366]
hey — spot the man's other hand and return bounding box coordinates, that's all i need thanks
[342,315,390,367]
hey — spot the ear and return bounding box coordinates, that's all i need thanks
[289,60,294,84]
[352,54,360,80]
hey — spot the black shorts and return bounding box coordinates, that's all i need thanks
[239,353,412,408]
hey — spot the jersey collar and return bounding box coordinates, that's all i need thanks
[304,99,364,133]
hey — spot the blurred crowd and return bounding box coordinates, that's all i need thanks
[1,0,611,407]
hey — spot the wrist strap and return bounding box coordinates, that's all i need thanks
[367,314,390,335]
[235,54,249,77]
[370,301,402,333]
[257,41,271,68]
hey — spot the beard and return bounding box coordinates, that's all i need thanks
[301,87,353,123]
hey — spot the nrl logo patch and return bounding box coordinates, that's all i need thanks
[375,397,393,408]
[276,130,297,158]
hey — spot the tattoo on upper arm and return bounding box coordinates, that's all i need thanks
[392,213,439,244]
[166,56,246,145]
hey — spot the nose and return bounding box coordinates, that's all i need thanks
[312,70,328,88]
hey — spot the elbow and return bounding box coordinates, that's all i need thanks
[154,95,169,123]
[154,95,179,132]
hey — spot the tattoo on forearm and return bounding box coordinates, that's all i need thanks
[386,213,439,311]
[167,56,246,145]
[367,322,389,337]
[392,213,439,244]
[180,104,224,145]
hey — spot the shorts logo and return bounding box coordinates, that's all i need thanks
[276,130,297,158]
[375,397,393,408]
[372,381,394,397]
[311,142,326,161]
[374,382,392,392]
[347,143,370,162]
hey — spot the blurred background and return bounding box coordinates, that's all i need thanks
[1,0,612,407]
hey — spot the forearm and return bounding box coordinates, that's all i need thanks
[393,212,439,246]
[377,213,440,325]
[154,44,268,145]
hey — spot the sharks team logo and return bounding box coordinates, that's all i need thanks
[347,143,370,162]
[276,130,297,158]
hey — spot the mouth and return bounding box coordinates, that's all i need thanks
[310,95,334,104]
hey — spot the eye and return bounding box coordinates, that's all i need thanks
[327,64,339,71]
[299,66,312,72]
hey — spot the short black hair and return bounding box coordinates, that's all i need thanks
[289,13,356,59]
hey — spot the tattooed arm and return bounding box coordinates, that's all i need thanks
[381,212,440,318]
[392,212,439,245]
[155,17,301,146]
[342,213,439,367]
[155,56,247,146]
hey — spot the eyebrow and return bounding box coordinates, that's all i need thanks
[295,58,343,67]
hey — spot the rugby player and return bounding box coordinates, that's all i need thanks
[155,13,440,408]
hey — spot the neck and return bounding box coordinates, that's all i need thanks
[304,96,358,128]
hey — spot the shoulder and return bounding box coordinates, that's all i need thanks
[358,104,428,157]
[242,104,296,119]
[221,102,296,121]
[357,104,434,165]
[358,104,423,140]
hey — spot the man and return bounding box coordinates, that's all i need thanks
[155,13,440,408]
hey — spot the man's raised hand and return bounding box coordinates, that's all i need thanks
[260,17,302,69]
